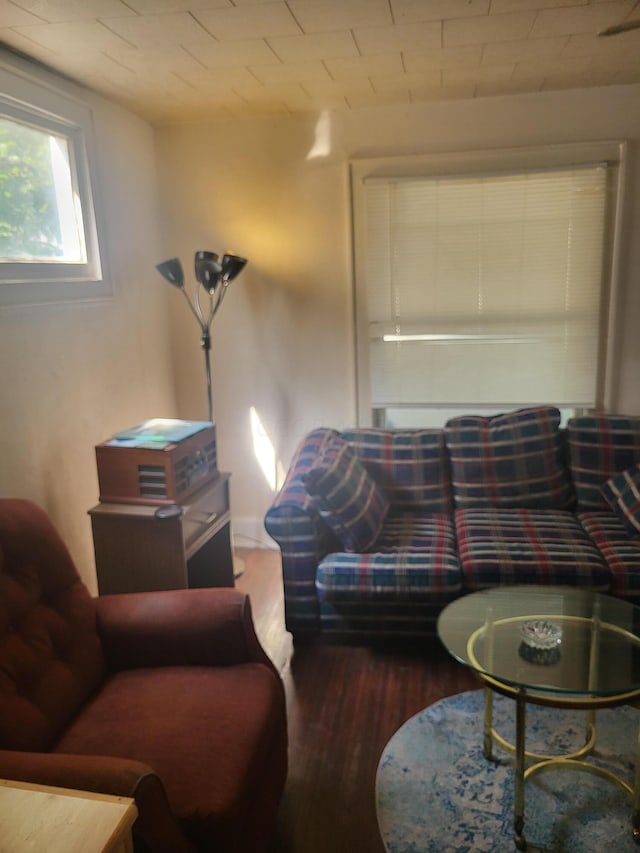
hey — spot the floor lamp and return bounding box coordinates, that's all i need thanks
[156,250,247,424]
[156,250,248,578]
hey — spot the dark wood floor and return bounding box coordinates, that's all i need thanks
[235,549,480,853]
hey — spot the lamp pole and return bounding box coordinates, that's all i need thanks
[156,252,247,425]
[201,328,213,424]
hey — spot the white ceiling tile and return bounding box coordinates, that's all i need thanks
[48,50,135,79]
[444,11,537,46]
[249,59,333,85]
[482,34,567,64]
[579,49,640,72]
[354,21,441,54]
[391,0,489,24]
[234,79,307,98]
[368,78,411,99]
[371,70,441,92]
[11,20,131,52]
[512,54,594,79]
[562,29,640,57]
[124,1,231,10]
[530,1,637,37]
[101,12,212,47]
[540,68,621,89]
[408,82,445,101]
[489,0,583,11]
[174,66,260,90]
[193,3,301,41]
[443,63,515,87]
[3,0,640,121]
[303,77,373,97]
[325,53,405,80]
[8,0,135,22]
[184,38,279,68]
[424,81,476,99]
[226,84,292,113]
[268,30,359,63]
[403,44,483,72]
[103,44,201,71]
[0,1,46,26]
[0,27,58,54]
[613,67,640,84]
[287,0,393,33]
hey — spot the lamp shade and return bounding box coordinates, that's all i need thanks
[156,258,185,289]
[194,251,223,294]
[221,252,247,282]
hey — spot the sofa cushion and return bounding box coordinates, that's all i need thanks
[445,407,573,510]
[341,428,453,513]
[316,511,461,600]
[568,414,640,510]
[579,511,640,602]
[302,434,389,551]
[601,465,640,536]
[455,507,611,591]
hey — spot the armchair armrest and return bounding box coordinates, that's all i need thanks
[0,750,194,853]
[96,587,274,672]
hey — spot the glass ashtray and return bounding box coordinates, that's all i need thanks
[518,619,562,665]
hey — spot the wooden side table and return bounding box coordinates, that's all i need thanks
[0,779,137,852]
[89,473,234,594]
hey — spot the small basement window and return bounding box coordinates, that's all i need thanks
[0,50,105,305]
[1,116,88,265]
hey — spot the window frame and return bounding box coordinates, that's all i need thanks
[350,141,626,427]
[0,50,108,307]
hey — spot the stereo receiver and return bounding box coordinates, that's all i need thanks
[95,419,217,506]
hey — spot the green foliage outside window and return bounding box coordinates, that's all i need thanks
[0,118,63,260]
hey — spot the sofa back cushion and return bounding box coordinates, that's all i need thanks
[568,415,640,510]
[0,499,106,751]
[302,434,389,552]
[341,428,453,513]
[444,407,573,510]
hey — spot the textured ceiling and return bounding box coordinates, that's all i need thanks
[2,0,640,124]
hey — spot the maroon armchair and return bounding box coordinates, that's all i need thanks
[0,498,287,852]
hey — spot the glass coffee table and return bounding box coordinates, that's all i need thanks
[438,585,640,851]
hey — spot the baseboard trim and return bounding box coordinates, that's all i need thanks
[231,516,278,550]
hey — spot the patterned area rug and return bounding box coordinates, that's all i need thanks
[376,689,640,853]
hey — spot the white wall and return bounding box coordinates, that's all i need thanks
[0,52,176,592]
[155,83,640,546]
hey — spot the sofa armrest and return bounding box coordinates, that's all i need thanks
[0,750,194,853]
[264,428,342,638]
[96,587,274,672]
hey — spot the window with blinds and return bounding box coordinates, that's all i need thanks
[352,152,621,428]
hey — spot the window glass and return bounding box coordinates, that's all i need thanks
[0,117,86,263]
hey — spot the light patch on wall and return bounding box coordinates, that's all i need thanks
[306,110,332,160]
[250,406,285,492]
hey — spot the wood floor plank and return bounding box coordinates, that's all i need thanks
[236,549,479,853]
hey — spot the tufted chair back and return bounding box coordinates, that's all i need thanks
[0,499,105,752]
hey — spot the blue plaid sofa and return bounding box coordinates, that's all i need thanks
[264,409,640,642]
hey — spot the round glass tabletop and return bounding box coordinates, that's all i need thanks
[437,586,640,697]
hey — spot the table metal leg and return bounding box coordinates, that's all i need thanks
[514,690,527,851]
[483,686,494,760]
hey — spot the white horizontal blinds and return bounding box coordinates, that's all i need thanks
[365,165,607,408]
